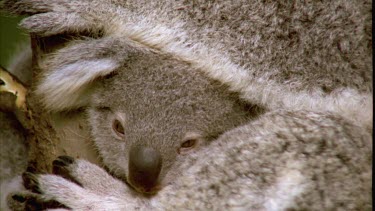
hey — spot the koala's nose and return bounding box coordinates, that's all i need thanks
[128,145,162,192]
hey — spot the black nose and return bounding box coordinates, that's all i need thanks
[128,145,162,192]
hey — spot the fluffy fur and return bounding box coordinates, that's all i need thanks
[10,110,372,210]
[38,58,119,110]
[3,0,372,127]
[0,0,372,210]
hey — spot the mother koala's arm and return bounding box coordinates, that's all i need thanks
[157,110,372,210]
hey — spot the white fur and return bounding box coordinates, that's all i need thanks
[37,59,119,111]
[264,169,307,211]
[38,175,129,210]
[34,164,149,211]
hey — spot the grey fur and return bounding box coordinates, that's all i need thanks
[113,0,372,93]
[0,0,372,210]
[0,112,28,211]
[157,110,372,210]
[8,110,372,210]
[3,0,372,93]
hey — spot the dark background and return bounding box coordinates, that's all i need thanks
[0,14,29,67]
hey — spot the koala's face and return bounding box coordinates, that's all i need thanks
[88,49,260,194]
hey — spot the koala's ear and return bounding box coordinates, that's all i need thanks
[36,38,125,111]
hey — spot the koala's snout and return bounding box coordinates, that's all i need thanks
[128,145,162,193]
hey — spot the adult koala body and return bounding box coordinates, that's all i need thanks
[3,0,371,124]
[1,0,372,210]
[7,110,372,210]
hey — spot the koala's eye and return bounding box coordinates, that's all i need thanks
[181,139,196,148]
[96,106,111,111]
[178,132,203,155]
[178,138,198,155]
[112,119,125,138]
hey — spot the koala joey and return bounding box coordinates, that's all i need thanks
[86,46,263,193]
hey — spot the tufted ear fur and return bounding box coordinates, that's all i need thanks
[37,59,118,111]
[35,38,130,111]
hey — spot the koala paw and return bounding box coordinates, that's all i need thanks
[51,156,130,196]
[9,156,139,210]
[9,190,67,211]
[2,0,107,36]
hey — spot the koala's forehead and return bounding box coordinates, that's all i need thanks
[94,51,229,108]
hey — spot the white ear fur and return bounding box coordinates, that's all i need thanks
[36,59,119,111]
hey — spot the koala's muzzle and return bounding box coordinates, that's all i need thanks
[128,146,162,193]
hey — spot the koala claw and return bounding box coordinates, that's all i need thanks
[9,191,67,211]
[22,172,42,194]
[53,156,75,166]
[11,194,26,203]
[52,156,83,187]
[16,194,66,211]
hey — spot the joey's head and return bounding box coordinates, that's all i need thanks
[86,48,264,194]
[35,37,263,194]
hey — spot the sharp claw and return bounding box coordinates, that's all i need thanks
[52,156,83,187]
[9,191,69,211]
[22,172,41,194]
[12,194,27,203]
[25,197,69,211]
[54,156,75,166]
